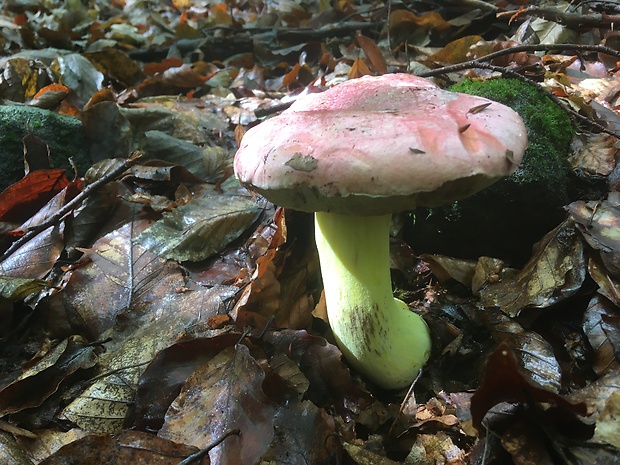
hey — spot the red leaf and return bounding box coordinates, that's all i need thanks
[0,169,69,223]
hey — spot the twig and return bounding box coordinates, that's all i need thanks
[0,152,141,262]
[497,5,620,28]
[177,429,241,465]
[418,43,620,78]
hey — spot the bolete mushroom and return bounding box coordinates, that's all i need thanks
[234,74,527,389]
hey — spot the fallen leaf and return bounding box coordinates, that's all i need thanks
[135,184,262,262]
[159,344,274,465]
[568,199,620,278]
[479,219,586,317]
[38,430,204,465]
[593,390,620,448]
[583,295,620,376]
[471,343,587,430]
[0,336,99,417]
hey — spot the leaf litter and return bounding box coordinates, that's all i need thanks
[0,0,620,463]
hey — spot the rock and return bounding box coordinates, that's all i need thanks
[0,105,91,191]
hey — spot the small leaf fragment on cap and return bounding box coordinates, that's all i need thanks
[285,153,318,172]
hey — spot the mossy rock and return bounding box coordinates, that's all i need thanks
[409,78,574,265]
[0,105,91,191]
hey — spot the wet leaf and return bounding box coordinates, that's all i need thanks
[131,334,242,432]
[263,329,372,407]
[261,399,338,463]
[471,343,587,430]
[568,368,620,427]
[0,169,68,224]
[479,220,586,317]
[568,199,620,279]
[60,285,234,433]
[62,220,168,337]
[0,276,49,302]
[136,184,261,262]
[480,309,562,392]
[159,344,274,465]
[56,54,104,107]
[583,295,620,376]
[0,336,98,417]
[38,431,203,465]
[1,224,63,279]
[141,131,230,182]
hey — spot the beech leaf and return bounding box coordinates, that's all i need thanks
[479,219,586,317]
[159,344,274,465]
[136,185,261,262]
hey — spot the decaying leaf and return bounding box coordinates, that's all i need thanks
[471,343,588,430]
[583,295,620,376]
[568,198,620,278]
[0,336,99,417]
[60,285,234,433]
[131,334,243,432]
[480,309,562,392]
[62,221,169,338]
[37,430,203,465]
[592,390,620,448]
[0,275,49,302]
[479,219,586,317]
[0,224,64,279]
[159,344,274,465]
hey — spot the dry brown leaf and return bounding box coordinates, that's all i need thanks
[356,34,387,74]
[429,35,484,64]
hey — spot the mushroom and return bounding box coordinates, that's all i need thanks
[234,74,527,389]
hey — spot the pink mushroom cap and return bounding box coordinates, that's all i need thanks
[234,73,528,215]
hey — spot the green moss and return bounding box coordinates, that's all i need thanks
[450,78,573,187]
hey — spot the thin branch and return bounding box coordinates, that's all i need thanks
[177,429,241,465]
[417,43,620,78]
[497,6,620,28]
[0,152,142,262]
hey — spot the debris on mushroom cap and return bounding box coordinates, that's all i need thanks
[234,73,528,216]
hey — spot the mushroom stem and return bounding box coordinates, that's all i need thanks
[314,211,432,389]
